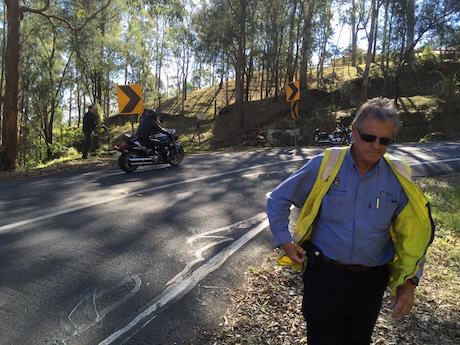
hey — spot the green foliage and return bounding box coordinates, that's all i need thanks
[35,147,81,169]
[420,46,440,64]
[58,127,85,147]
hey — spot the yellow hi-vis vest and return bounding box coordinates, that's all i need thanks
[277,146,434,295]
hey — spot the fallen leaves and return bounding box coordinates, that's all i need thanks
[193,249,460,344]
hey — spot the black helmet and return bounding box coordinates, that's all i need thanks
[147,109,159,118]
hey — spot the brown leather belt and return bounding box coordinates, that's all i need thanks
[321,256,374,273]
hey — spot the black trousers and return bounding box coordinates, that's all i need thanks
[302,260,389,345]
[82,131,92,158]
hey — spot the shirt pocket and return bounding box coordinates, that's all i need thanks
[320,190,348,224]
[372,196,398,231]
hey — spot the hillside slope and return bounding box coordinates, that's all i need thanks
[110,64,460,151]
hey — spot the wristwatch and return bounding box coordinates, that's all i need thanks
[409,277,419,286]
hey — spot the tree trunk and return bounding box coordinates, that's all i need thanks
[299,0,314,92]
[351,0,357,67]
[236,0,246,127]
[286,0,298,82]
[406,0,415,66]
[68,87,73,127]
[245,55,253,102]
[362,0,377,100]
[372,4,379,63]
[1,0,21,172]
[77,70,82,127]
[380,0,389,72]
[0,2,7,142]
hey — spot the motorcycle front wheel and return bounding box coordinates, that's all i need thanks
[345,133,353,145]
[119,151,139,172]
[169,146,185,166]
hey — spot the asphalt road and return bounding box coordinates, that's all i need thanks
[0,143,459,345]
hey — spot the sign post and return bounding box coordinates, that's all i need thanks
[286,81,300,147]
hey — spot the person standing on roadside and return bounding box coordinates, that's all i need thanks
[267,97,434,345]
[82,104,96,159]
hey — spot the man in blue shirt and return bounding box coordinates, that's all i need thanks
[267,98,429,345]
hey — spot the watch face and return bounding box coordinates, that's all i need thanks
[410,277,419,286]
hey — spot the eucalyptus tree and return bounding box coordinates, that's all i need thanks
[64,0,123,123]
[20,13,72,160]
[235,0,247,126]
[1,0,112,172]
[315,0,334,87]
[133,0,184,108]
[193,0,232,93]
[259,0,288,100]
[171,23,193,111]
[196,0,250,126]
[299,0,317,91]
[361,0,378,99]
[383,0,459,104]
[286,0,302,83]
[243,0,261,102]
[340,0,369,67]
[380,0,391,71]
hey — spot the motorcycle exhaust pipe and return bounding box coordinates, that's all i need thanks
[128,157,154,165]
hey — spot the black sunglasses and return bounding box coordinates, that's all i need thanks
[357,128,393,146]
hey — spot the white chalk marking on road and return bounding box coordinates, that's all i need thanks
[99,215,269,345]
[56,275,142,344]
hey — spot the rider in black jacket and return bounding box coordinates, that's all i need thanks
[136,109,171,162]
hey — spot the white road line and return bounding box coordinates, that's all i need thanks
[0,158,305,233]
[98,218,270,345]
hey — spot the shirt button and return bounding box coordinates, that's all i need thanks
[356,215,360,219]
[356,234,360,238]
[354,253,358,256]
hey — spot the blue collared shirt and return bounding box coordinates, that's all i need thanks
[267,148,409,268]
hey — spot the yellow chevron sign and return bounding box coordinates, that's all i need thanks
[291,100,299,120]
[117,84,144,114]
[286,80,300,102]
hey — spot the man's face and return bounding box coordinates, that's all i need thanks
[90,106,96,114]
[351,116,395,166]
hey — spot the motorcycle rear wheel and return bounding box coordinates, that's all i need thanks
[119,151,139,172]
[169,146,185,166]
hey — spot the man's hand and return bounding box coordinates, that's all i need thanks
[389,280,416,318]
[281,241,306,264]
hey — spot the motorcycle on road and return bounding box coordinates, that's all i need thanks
[315,124,353,146]
[115,129,185,172]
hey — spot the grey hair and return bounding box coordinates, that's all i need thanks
[352,97,400,136]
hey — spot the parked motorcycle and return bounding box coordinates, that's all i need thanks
[315,124,353,146]
[115,129,185,172]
